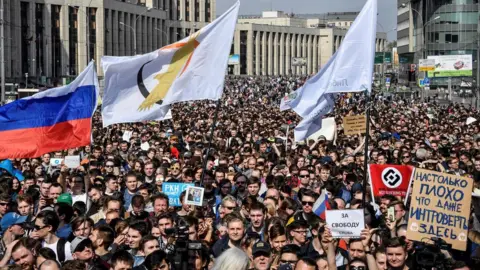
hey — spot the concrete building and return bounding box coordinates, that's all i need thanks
[231,11,387,76]
[1,0,213,86]
[397,0,479,86]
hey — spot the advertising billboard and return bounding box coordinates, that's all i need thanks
[419,59,435,71]
[427,55,472,77]
[292,57,307,66]
[228,54,240,65]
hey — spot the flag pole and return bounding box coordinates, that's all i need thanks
[362,89,371,209]
[200,98,221,187]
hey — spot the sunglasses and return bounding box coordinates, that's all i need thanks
[302,201,314,206]
[225,206,236,210]
[33,224,49,231]
[171,167,180,170]
[105,165,114,168]
[350,267,366,270]
[299,175,309,178]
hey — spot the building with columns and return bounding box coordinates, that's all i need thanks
[2,0,213,86]
[231,11,387,76]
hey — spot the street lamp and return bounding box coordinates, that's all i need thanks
[119,7,152,55]
[155,27,168,46]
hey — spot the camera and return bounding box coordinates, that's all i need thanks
[165,219,202,270]
[413,237,453,270]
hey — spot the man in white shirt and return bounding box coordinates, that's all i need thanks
[30,210,73,263]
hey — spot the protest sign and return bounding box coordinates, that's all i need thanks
[50,158,63,167]
[162,183,194,206]
[326,209,364,238]
[64,156,80,168]
[307,117,336,141]
[343,115,366,136]
[368,164,414,198]
[185,186,205,206]
[407,168,472,251]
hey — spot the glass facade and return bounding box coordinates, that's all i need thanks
[415,0,479,86]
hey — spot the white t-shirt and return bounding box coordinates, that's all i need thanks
[43,239,73,262]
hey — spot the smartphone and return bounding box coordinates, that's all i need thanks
[388,206,396,222]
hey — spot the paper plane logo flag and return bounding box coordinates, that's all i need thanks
[0,62,99,159]
[101,1,240,127]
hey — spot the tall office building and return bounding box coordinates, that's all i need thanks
[397,0,479,86]
[1,0,214,86]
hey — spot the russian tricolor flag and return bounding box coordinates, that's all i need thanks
[313,189,331,220]
[0,62,98,159]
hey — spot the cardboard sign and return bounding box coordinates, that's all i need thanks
[368,164,414,198]
[162,183,194,206]
[185,186,205,206]
[343,115,366,136]
[326,209,364,238]
[407,168,473,251]
[64,156,80,169]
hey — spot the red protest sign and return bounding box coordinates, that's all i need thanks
[368,164,414,198]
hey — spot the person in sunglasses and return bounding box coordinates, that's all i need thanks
[30,210,73,263]
[287,220,308,247]
[293,189,318,224]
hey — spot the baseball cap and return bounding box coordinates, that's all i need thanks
[351,183,363,194]
[252,241,271,257]
[1,212,27,232]
[56,193,72,206]
[71,236,93,253]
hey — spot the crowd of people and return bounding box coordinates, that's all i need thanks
[0,75,479,270]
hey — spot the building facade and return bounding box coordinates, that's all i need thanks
[397,0,479,86]
[232,11,387,76]
[1,0,213,86]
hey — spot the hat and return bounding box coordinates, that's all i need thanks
[317,135,327,141]
[252,241,271,257]
[1,212,27,232]
[351,183,363,194]
[184,151,192,159]
[71,236,92,253]
[56,193,72,206]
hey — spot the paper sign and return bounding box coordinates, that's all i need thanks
[407,168,473,251]
[162,183,194,206]
[50,158,63,167]
[467,117,477,125]
[64,156,80,168]
[326,209,365,238]
[185,186,205,206]
[307,117,336,141]
[343,115,366,136]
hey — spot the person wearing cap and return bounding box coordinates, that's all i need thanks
[251,241,272,270]
[70,236,108,270]
[0,212,27,260]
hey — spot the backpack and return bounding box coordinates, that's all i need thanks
[56,238,67,263]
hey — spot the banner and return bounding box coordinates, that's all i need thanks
[343,115,366,136]
[407,168,472,251]
[228,54,240,65]
[291,57,307,66]
[368,164,414,198]
[326,209,364,238]
[427,55,472,77]
[419,59,435,72]
[162,183,194,206]
[307,117,336,141]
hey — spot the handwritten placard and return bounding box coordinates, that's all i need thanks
[162,183,194,206]
[407,168,472,251]
[343,115,366,136]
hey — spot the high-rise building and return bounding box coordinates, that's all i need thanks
[397,0,479,87]
[1,0,214,86]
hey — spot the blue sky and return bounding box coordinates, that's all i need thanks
[217,0,397,41]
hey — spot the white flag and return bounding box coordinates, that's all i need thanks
[285,0,377,119]
[294,94,335,141]
[101,1,240,127]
